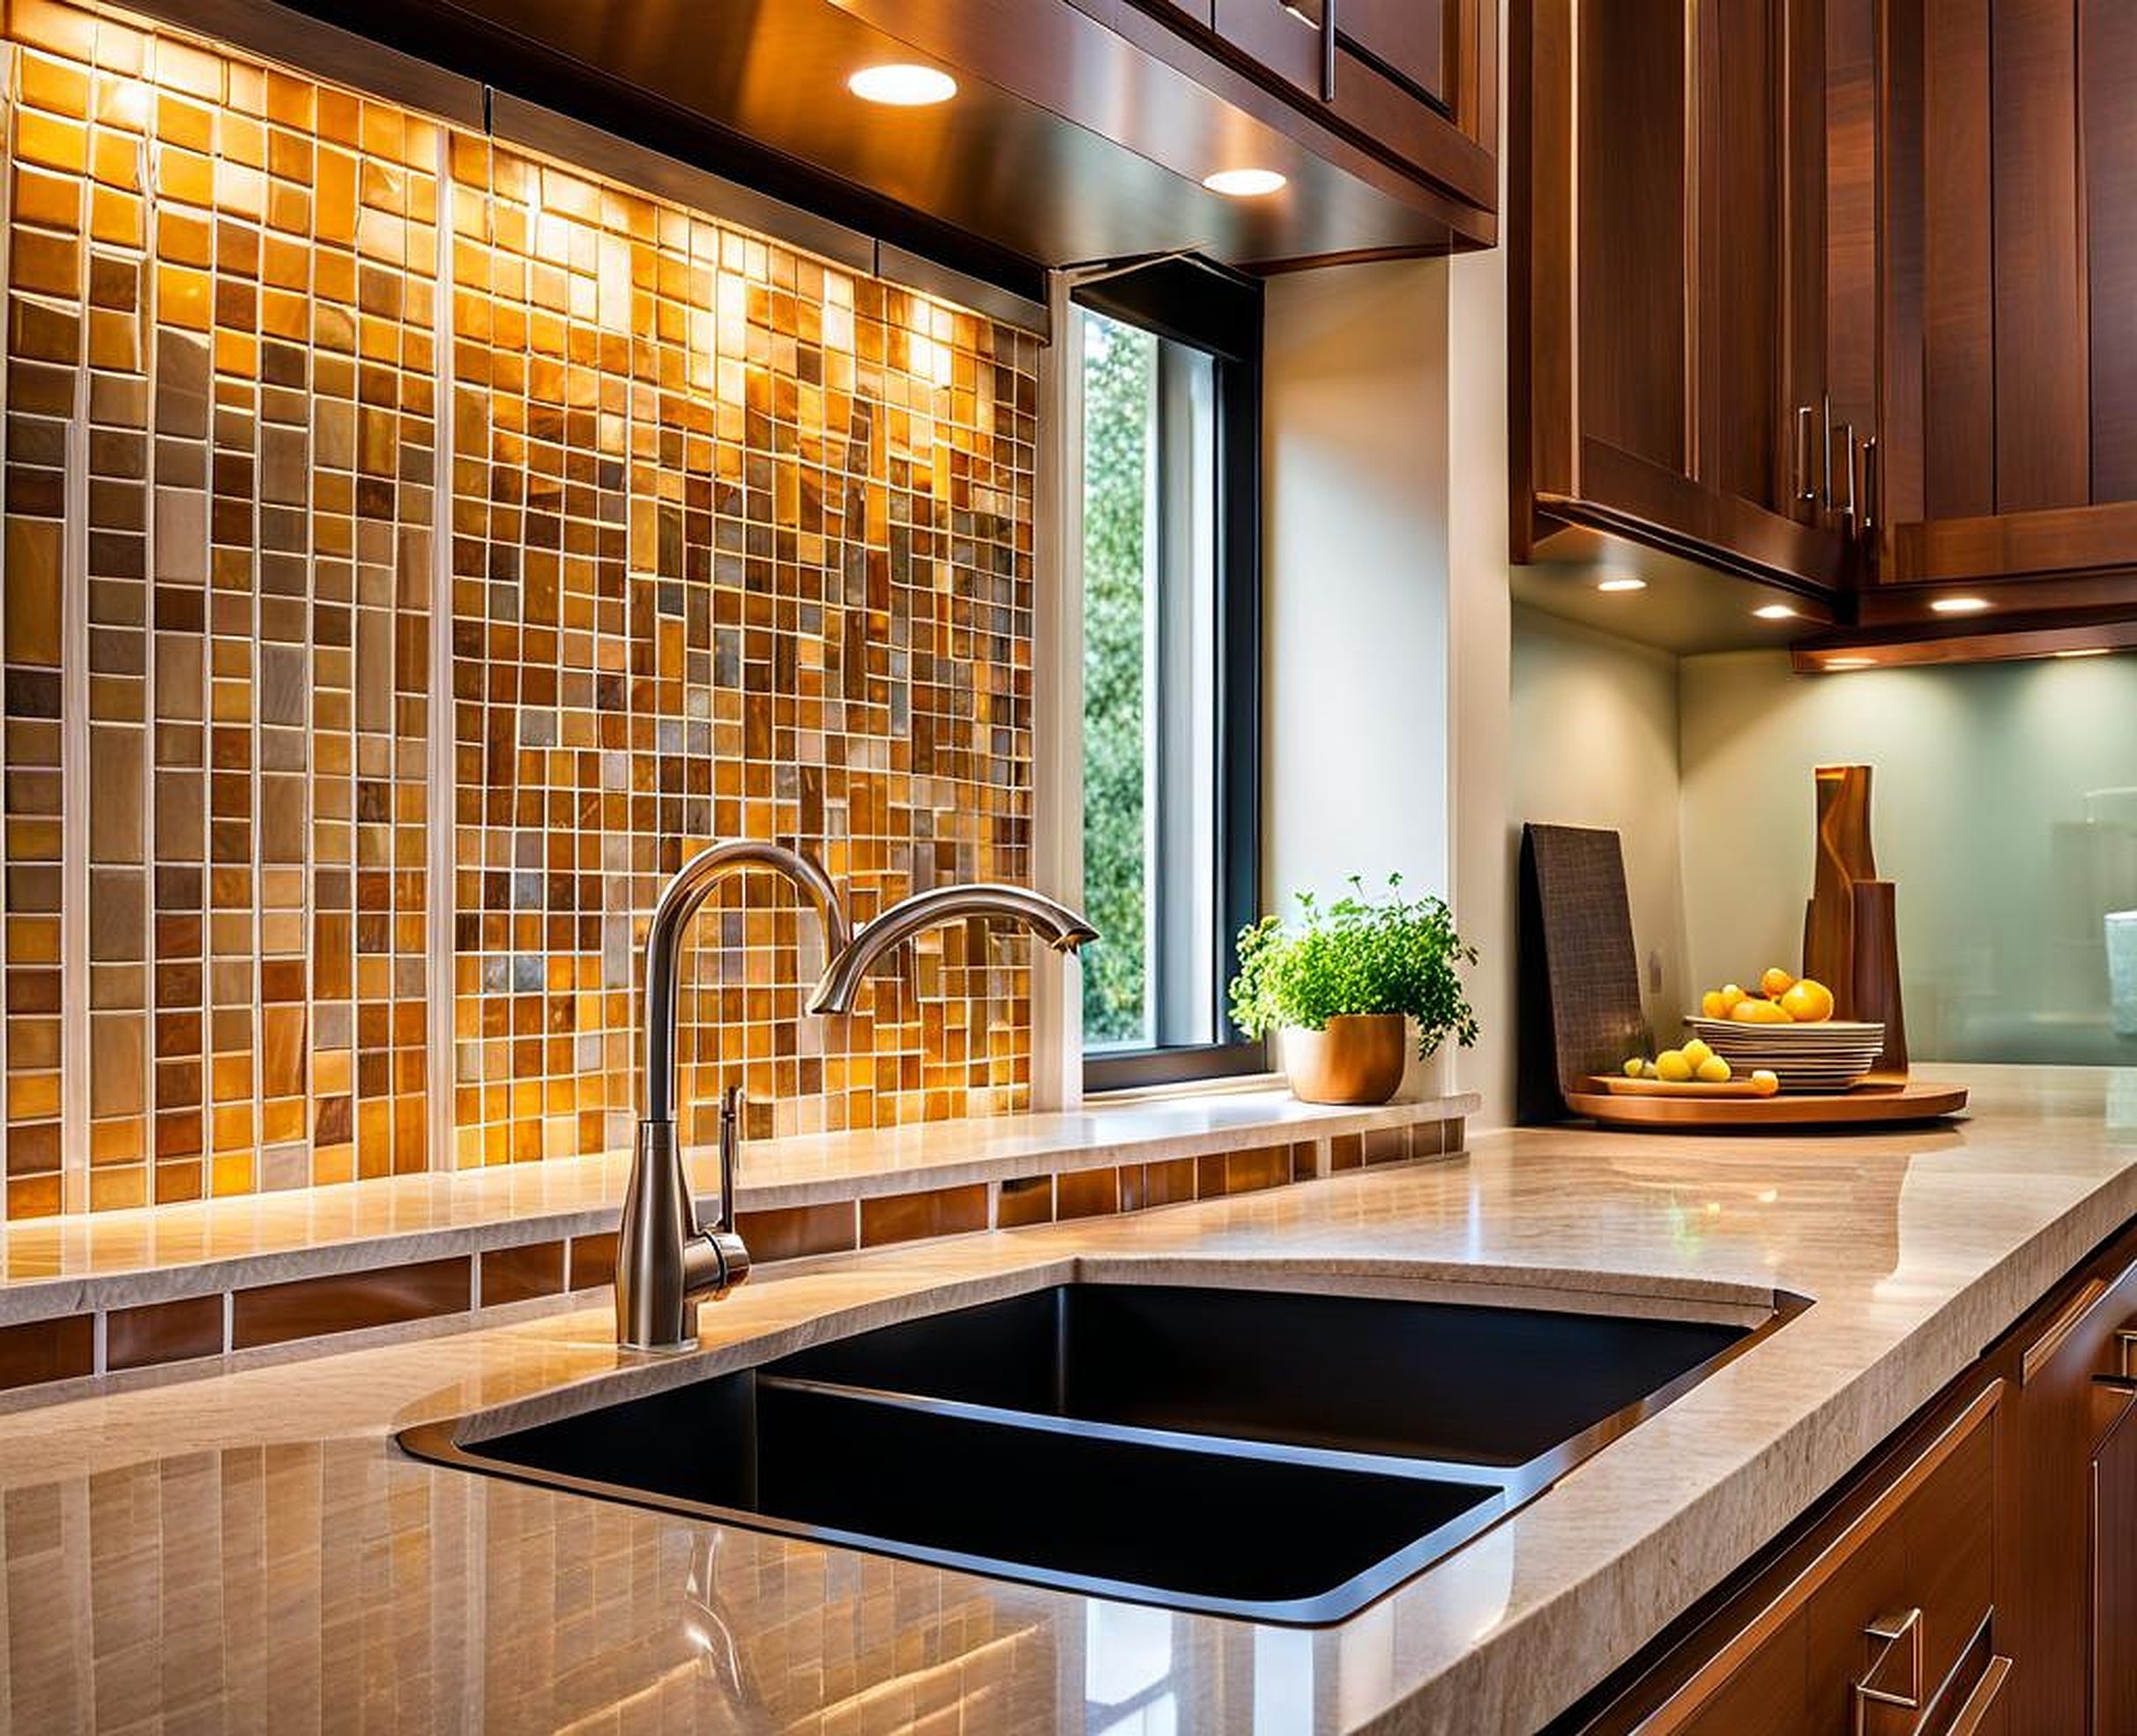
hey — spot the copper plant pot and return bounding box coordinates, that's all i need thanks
[1281,1014,1409,1106]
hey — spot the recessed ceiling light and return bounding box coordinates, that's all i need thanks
[846,63,957,106]
[1753,603,1798,620]
[1929,595,1992,615]
[1202,168,1287,197]
[2054,647,2113,659]
[1823,656,1877,670]
[1596,576,1646,593]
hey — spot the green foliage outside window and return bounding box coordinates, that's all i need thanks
[1081,315,1151,1046]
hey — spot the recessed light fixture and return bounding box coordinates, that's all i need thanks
[1596,576,1646,593]
[1824,656,1877,670]
[1753,603,1798,621]
[1202,168,1287,197]
[1929,595,1992,615]
[2054,647,2113,659]
[846,63,958,106]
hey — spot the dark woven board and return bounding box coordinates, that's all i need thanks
[1517,824,1652,1122]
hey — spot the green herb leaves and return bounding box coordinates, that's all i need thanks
[1228,875,1479,1056]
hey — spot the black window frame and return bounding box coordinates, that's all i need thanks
[1075,257,1266,1094]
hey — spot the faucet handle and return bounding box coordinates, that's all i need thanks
[699,1082,751,1298]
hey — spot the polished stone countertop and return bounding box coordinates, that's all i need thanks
[1,1064,2132,1734]
[0,1084,1474,1322]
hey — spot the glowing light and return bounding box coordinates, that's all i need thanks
[846,64,957,106]
[1202,168,1287,197]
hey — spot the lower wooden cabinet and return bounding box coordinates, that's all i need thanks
[1558,1211,2137,1735]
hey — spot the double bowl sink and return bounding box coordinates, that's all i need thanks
[401,1277,1787,1624]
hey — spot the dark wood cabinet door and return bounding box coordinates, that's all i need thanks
[2097,1401,2137,1736]
[1340,0,1448,108]
[1873,0,2137,586]
[2011,1257,2137,1733]
[1213,0,1329,97]
[1511,0,1852,590]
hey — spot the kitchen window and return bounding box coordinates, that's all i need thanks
[1075,259,1262,1092]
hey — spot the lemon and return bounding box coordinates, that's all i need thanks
[1731,997,1793,1024]
[1656,1049,1694,1083]
[1761,966,1796,999]
[1720,983,1746,1013]
[1682,1038,1713,1067]
[1748,1069,1780,1095]
[1780,978,1835,1023]
[1696,1054,1731,1083]
[1625,1056,1647,1078]
[1701,989,1727,1019]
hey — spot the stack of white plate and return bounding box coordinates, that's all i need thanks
[1683,1017,1886,1094]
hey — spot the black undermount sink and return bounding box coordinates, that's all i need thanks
[399,1280,1785,1624]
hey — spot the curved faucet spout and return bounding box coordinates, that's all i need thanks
[641,840,848,1124]
[808,883,1098,1016]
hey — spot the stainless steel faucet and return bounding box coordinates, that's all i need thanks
[616,839,849,1352]
[808,883,1098,1015]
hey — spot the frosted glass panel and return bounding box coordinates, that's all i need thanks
[1680,652,2137,1067]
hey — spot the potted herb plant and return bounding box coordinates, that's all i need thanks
[1229,875,1479,1105]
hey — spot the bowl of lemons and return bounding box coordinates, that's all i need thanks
[1677,967,1885,1093]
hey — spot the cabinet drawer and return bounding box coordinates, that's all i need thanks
[1655,1382,2006,1734]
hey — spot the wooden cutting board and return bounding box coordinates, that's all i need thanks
[1565,1079,1970,1130]
[1587,1075,1777,1099]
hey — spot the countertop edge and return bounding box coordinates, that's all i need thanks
[0,1087,1479,1325]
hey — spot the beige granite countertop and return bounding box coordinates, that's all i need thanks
[2,1063,2133,1734]
[0,1084,1474,1322]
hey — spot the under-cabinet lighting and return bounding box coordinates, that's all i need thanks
[1596,576,1646,593]
[2054,647,2113,659]
[1202,168,1287,197]
[1929,595,1992,615]
[847,64,958,106]
[1753,603,1798,620]
[1823,656,1877,670]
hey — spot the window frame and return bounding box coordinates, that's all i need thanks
[1073,258,1266,1095]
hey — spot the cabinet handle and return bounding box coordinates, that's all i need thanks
[1794,406,1818,507]
[1321,0,1337,101]
[2094,1374,2137,1394]
[1852,1606,1924,1735]
[1858,436,1878,538]
[1835,423,1858,533]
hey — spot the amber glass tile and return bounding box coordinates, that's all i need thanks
[1054,1166,1121,1221]
[0,4,1035,1220]
[445,138,1035,1167]
[994,1173,1054,1228]
[2,6,435,1216]
[732,1201,858,1263]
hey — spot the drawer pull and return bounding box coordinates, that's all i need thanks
[1853,1606,1924,1734]
[2095,1374,2137,1394]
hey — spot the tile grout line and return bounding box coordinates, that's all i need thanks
[425,122,456,1175]
[0,49,13,1205]
[59,214,90,1216]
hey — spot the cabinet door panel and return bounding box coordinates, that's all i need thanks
[1697,0,1783,512]
[1917,0,1994,524]
[1340,0,1448,107]
[2011,1259,2137,1732]
[1989,0,2088,513]
[2096,1401,2137,1735]
[1575,1,1687,473]
[1215,0,1327,95]
[2082,0,2137,503]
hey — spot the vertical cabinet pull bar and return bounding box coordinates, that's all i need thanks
[1858,436,1878,537]
[1795,406,1818,505]
[1321,0,1337,101]
[1835,422,1858,533]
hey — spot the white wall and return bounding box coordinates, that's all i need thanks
[1262,262,1453,913]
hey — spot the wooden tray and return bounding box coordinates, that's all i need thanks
[1587,1074,1776,1099]
[1565,1079,1970,1130]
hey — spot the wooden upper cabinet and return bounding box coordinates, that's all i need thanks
[1201,0,1490,208]
[1511,0,1853,594]
[1871,0,2137,586]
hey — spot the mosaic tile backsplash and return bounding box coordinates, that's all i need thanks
[0,0,1039,1218]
